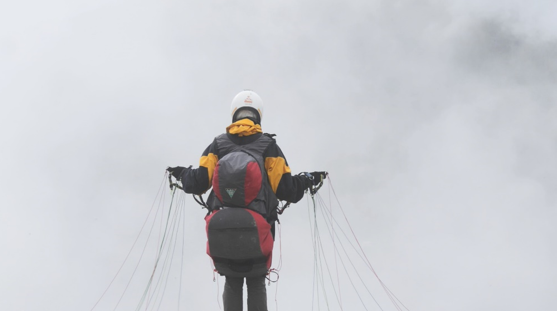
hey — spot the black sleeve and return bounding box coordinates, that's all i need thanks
[276,172,309,203]
[182,139,218,195]
[182,166,209,195]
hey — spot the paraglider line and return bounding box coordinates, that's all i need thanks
[327,177,408,311]
[134,186,178,310]
[88,172,167,311]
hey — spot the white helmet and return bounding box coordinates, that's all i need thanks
[230,90,264,124]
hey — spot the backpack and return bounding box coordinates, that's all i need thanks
[205,133,279,277]
[212,149,264,209]
[205,208,273,277]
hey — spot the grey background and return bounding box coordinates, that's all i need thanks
[1,0,556,310]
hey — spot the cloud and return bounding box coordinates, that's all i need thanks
[1,1,556,310]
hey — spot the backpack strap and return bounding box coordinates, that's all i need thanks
[208,133,279,220]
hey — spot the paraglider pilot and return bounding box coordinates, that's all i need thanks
[168,90,326,311]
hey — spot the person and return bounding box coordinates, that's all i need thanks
[167,90,326,311]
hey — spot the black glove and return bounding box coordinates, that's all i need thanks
[167,166,189,181]
[309,171,328,186]
[300,173,313,189]
[300,171,328,190]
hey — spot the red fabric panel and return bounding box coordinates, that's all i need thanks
[204,210,219,258]
[245,209,273,269]
[244,161,262,206]
[212,164,222,202]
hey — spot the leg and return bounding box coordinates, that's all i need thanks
[246,276,267,311]
[223,276,244,311]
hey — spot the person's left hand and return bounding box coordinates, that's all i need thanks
[309,171,328,185]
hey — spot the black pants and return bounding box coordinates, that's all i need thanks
[223,276,267,311]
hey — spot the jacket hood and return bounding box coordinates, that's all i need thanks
[226,119,263,137]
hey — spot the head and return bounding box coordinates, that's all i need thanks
[230,90,264,125]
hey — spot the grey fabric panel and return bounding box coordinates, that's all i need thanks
[217,152,251,207]
[209,208,269,277]
[215,133,272,159]
[208,208,262,260]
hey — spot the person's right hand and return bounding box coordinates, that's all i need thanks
[167,166,188,181]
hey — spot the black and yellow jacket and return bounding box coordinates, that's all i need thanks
[182,119,308,203]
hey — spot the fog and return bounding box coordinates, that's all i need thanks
[1,0,556,310]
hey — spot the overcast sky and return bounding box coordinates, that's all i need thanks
[1,0,556,310]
